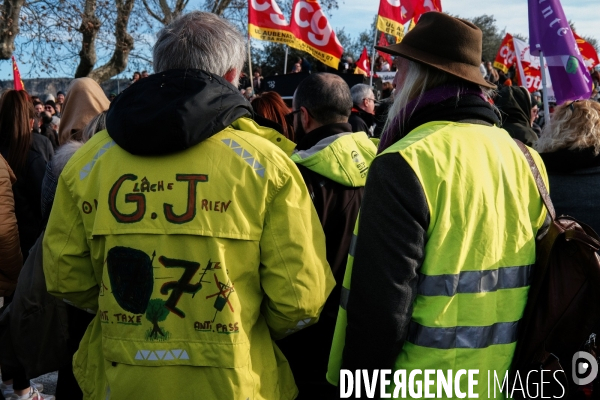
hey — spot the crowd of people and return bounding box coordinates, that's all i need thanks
[0,9,599,400]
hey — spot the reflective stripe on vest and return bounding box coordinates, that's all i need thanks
[417,264,533,296]
[408,320,519,349]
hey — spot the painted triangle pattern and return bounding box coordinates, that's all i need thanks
[284,318,313,334]
[79,140,116,180]
[222,139,265,178]
[133,348,191,361]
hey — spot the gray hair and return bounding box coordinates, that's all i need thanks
[384,59,493,135]
[351,84,374,106]
[153,11,246,83]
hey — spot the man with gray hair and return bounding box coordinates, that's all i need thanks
[277,73,376,398]
[349,83,377,135]
[43,11,334,400]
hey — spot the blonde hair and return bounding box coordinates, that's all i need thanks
[535,100,600,155]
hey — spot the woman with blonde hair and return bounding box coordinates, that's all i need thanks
[535,100,600,233]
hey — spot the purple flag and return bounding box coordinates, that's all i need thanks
[528,0,591,104]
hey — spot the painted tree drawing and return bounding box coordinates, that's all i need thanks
[146,298,169,339]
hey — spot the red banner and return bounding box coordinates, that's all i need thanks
[248,0,295,45]
[377,33,393,66]
[493,33,516,74]
[573,32,600,71]
[289,0,343,69]
[413,0,442,21]
[12,56,24,91]
[376,0,412,40]
[355,47,371,76]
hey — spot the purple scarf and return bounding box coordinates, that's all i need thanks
[378,84,487,154]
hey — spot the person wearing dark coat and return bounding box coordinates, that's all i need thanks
[38,112,59,150]
[495,85,539,146]
[535,100,600,234]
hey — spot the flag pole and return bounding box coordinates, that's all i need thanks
[248,34,254,92]
[539,51,550,130]
[284,46,289,74]
[369,29,378,86]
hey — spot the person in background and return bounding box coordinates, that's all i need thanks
[251,91,294,141]
[57,77,110,145]
[328,13,548,397]
[44,101,57,117]
[33,102,44,120]
[495,85,539,146]
[535,100,600,233]
[0,154,22,301]
[279,73,376,398]
[0,90,54,400]
[56,91,65,105]
[43,11,333,400]
[141,70,149,78]
[530,94,542,137]
[131,71,141,84]
[349,83,376,135]
[291,63,302,73]
[299,57,311,73]
[252,67,263,93]
[38,113,59,150]
[108,92,117,102]
[485,61,499,85]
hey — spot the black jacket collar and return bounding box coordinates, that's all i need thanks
[296,123,353,151]
[106,69,253,156]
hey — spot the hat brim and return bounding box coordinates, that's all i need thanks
[376,43,496,90]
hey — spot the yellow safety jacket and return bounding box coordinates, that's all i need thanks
[328,121,548,398]
[44,117,335,400]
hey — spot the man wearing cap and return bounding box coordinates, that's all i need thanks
[327,12,548,397]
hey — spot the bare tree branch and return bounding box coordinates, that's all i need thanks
[74,0,101,77]
[0,0,25,59]
[88,0,135,82]
[141,0,164,24]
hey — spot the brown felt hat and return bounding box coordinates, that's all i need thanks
[375,12,496,89]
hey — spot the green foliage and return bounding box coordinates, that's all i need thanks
[466,14,505,63]
[145,298,169,323]
[144,327,171,341]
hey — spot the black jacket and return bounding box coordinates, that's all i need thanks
[495,86,538,146]
[107,69,252,156]
[540,146,600,234]
[348,107,374,135]
[277,123,364,395]
[0,134,52,259]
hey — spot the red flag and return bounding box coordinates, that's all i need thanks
[377,33,393,66]
[573,31,600,71]
[493,34,516,74]
[11,56,24,91]
[413,0,442,22]
[376,0,441,40]
[248,0,295,46]
[354,47,371,76]
[289,0,343,69]
[376,0,412,40]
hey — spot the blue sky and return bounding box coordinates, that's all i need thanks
[329,0,598,41]
[1,0,597,83]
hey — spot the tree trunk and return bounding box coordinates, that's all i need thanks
[75,0,101,77]
[0,0,25,60]
[210,0,232,17]
[150,321,164,338]
[87,0,135,83]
